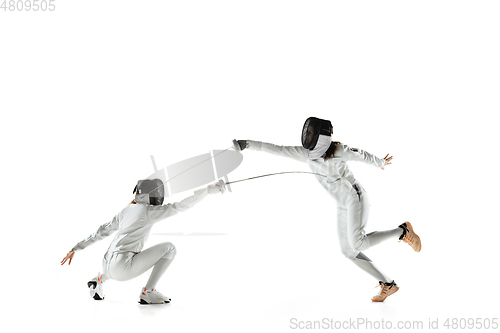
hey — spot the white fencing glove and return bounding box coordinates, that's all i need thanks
[207,179,226,194]
[232,139,248,152]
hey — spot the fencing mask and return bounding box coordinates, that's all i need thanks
[133,179,165,205]
[301,117,332,160]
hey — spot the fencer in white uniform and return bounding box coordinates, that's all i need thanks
[61,179,226,304]
[234,117,421,302]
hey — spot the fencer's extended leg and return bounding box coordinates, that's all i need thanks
[365,228,403,248]
[338,184,401,301]
[366,223,421,251]
[345,184,405,251]
[338,207,392,283]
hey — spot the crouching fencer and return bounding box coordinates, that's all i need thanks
[61,178,226,304]
[234,117,421,302]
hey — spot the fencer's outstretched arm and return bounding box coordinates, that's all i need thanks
[337,144,389,169]
[61,214,120,265]
[147,180,225,223]
[71,215,120,252]
[242,140,309,163]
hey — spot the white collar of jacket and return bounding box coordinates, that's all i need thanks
[308,134,331,160]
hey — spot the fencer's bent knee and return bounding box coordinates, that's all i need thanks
[339,244,358,260]
[340,248,354,259]
[348,235,369,253]
[161,242,176,259]
[352,244,366,253]
[349,241,363,252]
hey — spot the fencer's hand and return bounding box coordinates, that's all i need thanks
[382,154,393,170]
[207,179,226,194]
[61,250,75,266]
[218,179,226,194]
[233,139,248,152]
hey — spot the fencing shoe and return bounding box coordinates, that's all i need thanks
[399,222,421,252]
[372,281,399,302]
[87,273,105,300]
[139,287,171,304]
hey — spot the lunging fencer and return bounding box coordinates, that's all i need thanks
[234,117,421,302]
[61,178,226,304]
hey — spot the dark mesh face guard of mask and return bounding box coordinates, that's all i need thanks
[133,178,165,205]
[301,117,333,149]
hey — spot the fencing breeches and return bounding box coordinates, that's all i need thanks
[102,242,177,289]
[337,183,402,283]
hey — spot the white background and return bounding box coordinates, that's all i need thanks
[1,1,499,332]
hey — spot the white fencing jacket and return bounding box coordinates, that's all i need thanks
[246,140,385,206]
[72,188,208,256]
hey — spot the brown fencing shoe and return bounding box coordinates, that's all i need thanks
[372,280,399,302]
[399,222,421,252]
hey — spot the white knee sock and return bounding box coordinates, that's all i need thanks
[145,258,173,290]
[366,227,403,248]
[352,253,392,283]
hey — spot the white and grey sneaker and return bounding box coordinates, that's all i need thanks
[87,273,105,300]
[139,287,171,304]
